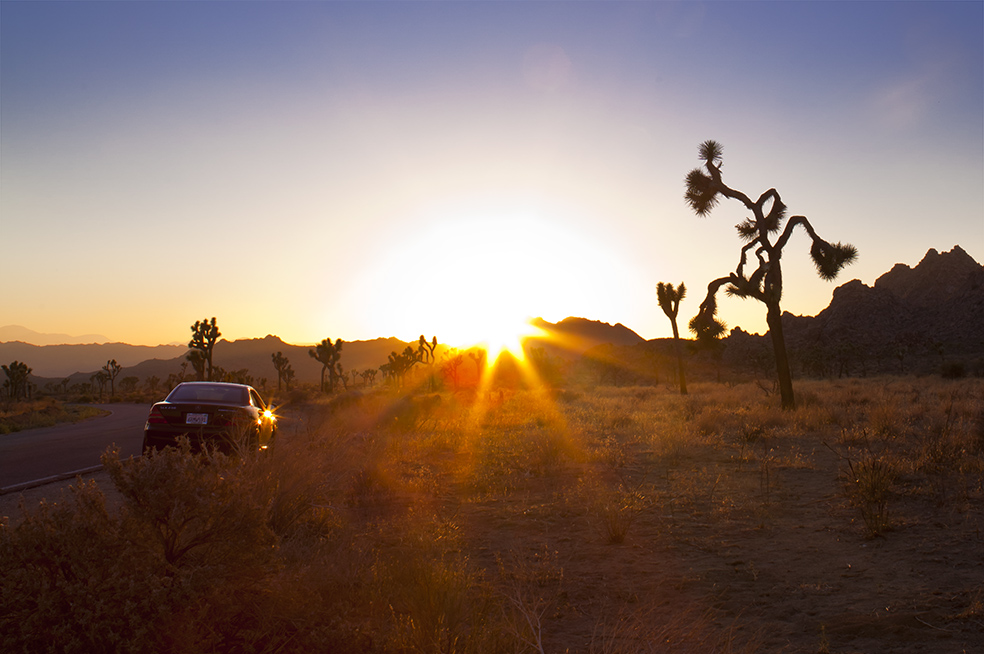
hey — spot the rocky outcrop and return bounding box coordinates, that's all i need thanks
[772,246,984,374]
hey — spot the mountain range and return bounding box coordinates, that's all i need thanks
[3,245,981,385]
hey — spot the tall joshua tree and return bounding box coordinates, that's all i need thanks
[685,140,857,409]
[189,317,221,381]
[102,359,122,397]
[309,338,343,393]
[656,282,688,395]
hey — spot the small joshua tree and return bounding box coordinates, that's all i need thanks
[685,140,857,409]
[271,351,292,392]
[656,282,688,395]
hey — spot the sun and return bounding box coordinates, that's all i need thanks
[467,313,543,363]
[348,207,634,354]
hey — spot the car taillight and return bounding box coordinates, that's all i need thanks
[146,407,168,425]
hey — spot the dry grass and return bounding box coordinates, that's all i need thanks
[2,376,983,652]
[0,397,109,434]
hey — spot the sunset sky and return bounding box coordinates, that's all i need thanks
[2,1,981,348]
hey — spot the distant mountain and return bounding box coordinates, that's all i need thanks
[528,317,645,360]
[16,335,416,388]
[208,335,412,385]
[0,342,186,379]
[0,325,110,346]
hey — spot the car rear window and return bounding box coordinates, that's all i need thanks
[167,384,247,404]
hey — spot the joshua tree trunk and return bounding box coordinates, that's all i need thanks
[669,321,687,395]
[765,300,794,409]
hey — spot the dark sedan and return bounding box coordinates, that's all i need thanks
[143,382,277,454]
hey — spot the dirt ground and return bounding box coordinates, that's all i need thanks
[444,428,984,653]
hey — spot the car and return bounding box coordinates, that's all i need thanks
[142,381,277,454]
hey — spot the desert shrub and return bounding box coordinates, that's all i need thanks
[833,428,897,537]
[595,483,646,544]
[941,361,967,379]
[0,481,168,653]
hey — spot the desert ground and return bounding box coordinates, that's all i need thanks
[2,376,982,653]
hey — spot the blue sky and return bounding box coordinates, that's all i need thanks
[2,1,981,346]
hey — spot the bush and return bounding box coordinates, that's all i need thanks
[941,361,967,379]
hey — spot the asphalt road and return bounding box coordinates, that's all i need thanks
[0,404,149,490]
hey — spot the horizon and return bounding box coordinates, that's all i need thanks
[3,2,982,348]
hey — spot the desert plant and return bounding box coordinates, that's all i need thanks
[310,337,343,393]
[657,281,689,395]
[272,351,294,392]
[684,140,857,409]
[1,360,32,401]
[102,358,122,397]
[829,428,896,536]
[188,317,221,381]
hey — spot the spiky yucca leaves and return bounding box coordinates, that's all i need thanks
[656,282,686,320]
[811,240,859,281]
[688,289,728,347]
[685,168,719,216]
[698,139,723,165]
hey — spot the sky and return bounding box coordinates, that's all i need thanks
[2,1,982,348]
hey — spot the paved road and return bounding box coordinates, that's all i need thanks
[0,404,149,490]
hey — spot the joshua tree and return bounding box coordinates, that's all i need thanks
[90,371,109,400]
[271,351,292,392]
[656,282,688,395]
[188,317,221,381]
[441,349,464,391]
[418,335,439,390]
[309,338,343,393]
[418,335,438,364]
[385,346,421,387]
[684,140,857,409]
[360,369,377,387]
[102,359,123,397]
[468,349,486,383]
[2,361,32,401]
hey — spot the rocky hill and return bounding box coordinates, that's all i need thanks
[528,317,645,360]
[726,246,984,376]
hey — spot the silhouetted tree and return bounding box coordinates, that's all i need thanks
[468,349,486,384]
[418,335,439,390]
[271,351,292,392]
[657,282,688,395]
[102,359,122,397]
[282,363,295,392]
[145,375,161,394]
[385,346,420,387]
[360,369,377,387]
[309,338,343,393]
[2,361,32,401]
[684,140,857,409]
[91,371,109,401]
[188,317,221,381]
[120,376,139,393]
[441,349,464,391]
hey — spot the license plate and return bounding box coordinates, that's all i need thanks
[185,413,209,425]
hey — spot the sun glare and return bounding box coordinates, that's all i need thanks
[349,208,634,355]
[471,314,543,363]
